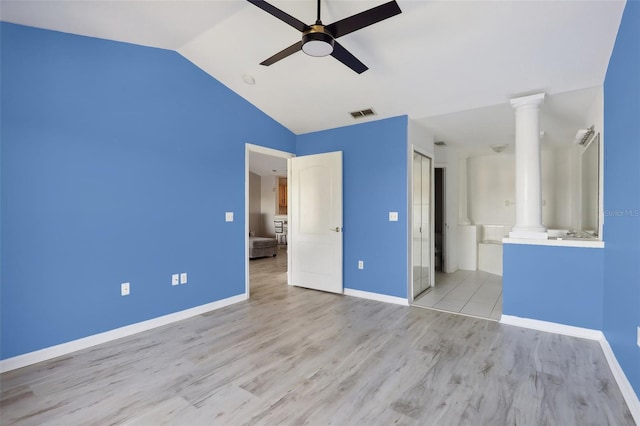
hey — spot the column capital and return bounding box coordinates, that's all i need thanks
[510,92,545,109]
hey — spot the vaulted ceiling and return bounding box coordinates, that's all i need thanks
[1,0,626,151]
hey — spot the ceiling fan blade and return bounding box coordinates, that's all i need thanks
[247,0,310,33]
[330,41,368,74]
[260,41,303,66]
[325,1,402,39]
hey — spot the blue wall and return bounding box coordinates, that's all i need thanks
[503,1,640,395]
[603,1,640,395]
[503,244,604,330]
[0,23,295,359]
[297,117,409,298]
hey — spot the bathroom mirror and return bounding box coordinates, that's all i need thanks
[581,133,600,237]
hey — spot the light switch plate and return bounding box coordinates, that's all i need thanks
[180,272,187,284]
[637,326,640,348]
[358,260,364,270]
[225,212,234,222]
[121,282,130,296]
[172,274,179,286]
[389,212,398,222]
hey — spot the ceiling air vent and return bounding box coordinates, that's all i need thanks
[434,141,447,146]
[350,108,377,119]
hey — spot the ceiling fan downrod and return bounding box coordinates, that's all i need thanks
[316,0,322,24]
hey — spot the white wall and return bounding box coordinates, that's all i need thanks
[249,172,262,236]
[408,120,435,156]
[468,153,516,225]
[467,150,573,229]
[586,87,604,142]
[260,175,277,237]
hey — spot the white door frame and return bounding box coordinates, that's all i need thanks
[408,146,435,304]
[245,143,295,298]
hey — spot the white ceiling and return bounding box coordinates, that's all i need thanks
[420,85,603,156]
[1,0,626,154]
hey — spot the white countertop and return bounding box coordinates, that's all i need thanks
[503,237,604,249]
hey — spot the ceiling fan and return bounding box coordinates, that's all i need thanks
[247,0,402,74]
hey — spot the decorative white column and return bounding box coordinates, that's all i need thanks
[509,93,548,240]
[458,155,471,225]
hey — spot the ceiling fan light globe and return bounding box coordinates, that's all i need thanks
[302,32,334,57]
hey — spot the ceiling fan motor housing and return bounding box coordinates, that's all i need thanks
[302,25,335,57]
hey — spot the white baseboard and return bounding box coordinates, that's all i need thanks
[499,315,604,340]
[500,315,639,424]
[599,336,640,425]
[0,294,247,373]
[343,288,409,306]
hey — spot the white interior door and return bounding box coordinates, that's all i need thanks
[289,151,343,294]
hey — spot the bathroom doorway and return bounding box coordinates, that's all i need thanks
[435,167,445,273]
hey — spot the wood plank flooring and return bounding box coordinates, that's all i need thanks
[1,250,635,425]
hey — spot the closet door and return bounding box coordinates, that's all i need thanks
[412,153,424,297]
[420,154,432,293]
[412,152,432,299]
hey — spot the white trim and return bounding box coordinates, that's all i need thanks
[599,337,640,424]
[500,315,639,423]
[245,143,293,158]
[499,315,604,340]
[344,288,409,306]
[502,237,604,249]
[0,294,247,373]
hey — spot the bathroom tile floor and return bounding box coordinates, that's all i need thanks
[413,270,502,321]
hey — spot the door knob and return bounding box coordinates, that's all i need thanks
[331,227,341,232]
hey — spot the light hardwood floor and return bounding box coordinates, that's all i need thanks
[1,250,635,425]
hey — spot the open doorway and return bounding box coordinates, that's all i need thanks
[434,167,445,274]
[245,144,294,298]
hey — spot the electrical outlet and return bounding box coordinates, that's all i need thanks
[180,272,187,284]
[389,212,398,222]
[121,282,130,296]
[637,326,640,348]
[358,260,364,270]
[225,212,234,222]
[172,274,179,286]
